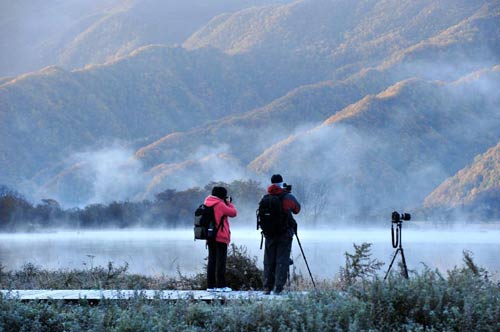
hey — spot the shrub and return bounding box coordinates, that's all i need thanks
[225,244,263,290]
[339,242,384,288]
[193,244,263,290]
[1,249,499,331]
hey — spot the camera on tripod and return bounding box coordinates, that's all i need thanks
[386,210,411,279]
[391,211,411,223]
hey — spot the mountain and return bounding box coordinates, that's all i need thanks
[1,0,499,217]
[37,68,395,205]
[136,0,500,169]
[248,66,500,216]
[379,1,500,79]
[0,0,293,77]
[185,0,495,80]
[142,153,252,199]
[423,140,500,214]
[133,68,395,169]
[0,45,301,187]
[56,0,295,71]
[132,2,500,212]
[0,0,124,76]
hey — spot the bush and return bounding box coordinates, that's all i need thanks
[226,244,263,290]
[0,262,182,290]
[192,244,263,290]
[339,242,384,288]
[1,248,499,331]
[0,244,263,291]
[1,266,499,332]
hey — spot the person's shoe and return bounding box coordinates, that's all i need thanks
[206,288,216,292]
[216,287,232,292]
[263,288,271,295]
[273,287,284,295]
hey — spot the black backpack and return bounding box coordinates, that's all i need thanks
[194,204,222,240]
[257,194,287,236]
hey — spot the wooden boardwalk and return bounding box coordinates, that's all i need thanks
[1,289,304,301]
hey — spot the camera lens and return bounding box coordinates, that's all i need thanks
[391,211,410,222]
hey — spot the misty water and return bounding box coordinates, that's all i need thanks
[1,224,500,281]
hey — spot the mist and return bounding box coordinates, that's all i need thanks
[144,143,254,196]
[1,227,499,280]
[247,64,500,223]
[34,144,151,208]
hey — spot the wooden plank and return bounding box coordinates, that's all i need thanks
[1,290,306,301]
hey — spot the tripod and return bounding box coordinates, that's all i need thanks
[384,220,409,280]
[294,230,316,288]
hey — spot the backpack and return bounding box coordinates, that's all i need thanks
[257,194,287,236]
[194,204,222,240]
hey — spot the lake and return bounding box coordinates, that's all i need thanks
[1,225,499,280]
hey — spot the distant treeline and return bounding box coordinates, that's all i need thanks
[2,180,499,231]
[0,181,263,231]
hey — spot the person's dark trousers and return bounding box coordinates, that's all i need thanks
[207,240,228,288]
[263,230,293,292]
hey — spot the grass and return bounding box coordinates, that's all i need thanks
[1,244,499,331]
[0,244,262,291]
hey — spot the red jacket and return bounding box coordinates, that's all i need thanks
[267,184,301,215]
[203,195,237,244]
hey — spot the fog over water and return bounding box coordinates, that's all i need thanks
[1,226,499,280]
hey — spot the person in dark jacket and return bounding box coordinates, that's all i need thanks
[263,174,301,294]
[204,186,237,292]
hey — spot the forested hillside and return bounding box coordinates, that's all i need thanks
[0,46,300,188]
[249,67,500,217]
[424,140,500,219]
[1,0,499,221]
[0,0,292,76]
[185,0,495,80]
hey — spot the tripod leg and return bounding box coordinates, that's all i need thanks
[384,249,400,280]
[294,231,316,288]
[399,248,409,279]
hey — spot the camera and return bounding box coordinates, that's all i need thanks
[283,183,292,192]
[391,211,411,223]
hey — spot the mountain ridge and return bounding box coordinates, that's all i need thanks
[1,0,498,218]
[1,45,297,186]
[424,142,500,209]
[1,0,294,76]
[248,67,500,215]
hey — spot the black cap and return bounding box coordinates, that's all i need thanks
[271,174,283,184]
[211,186,227,199]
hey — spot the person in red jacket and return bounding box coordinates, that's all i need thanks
[204,186,237,292]
[263,174,301,295]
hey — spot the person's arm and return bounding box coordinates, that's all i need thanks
[283,194,301,214]
[219,201,237,218]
